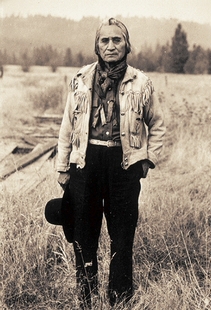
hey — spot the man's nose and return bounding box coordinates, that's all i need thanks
[107,39,115,50]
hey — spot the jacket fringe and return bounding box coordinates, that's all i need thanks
[74,92,88,113]
[71,132,80,149]
[126,78,154,112]
[129,134,142,149]
[70,77,78,91]
[71,92,89,148]
[142,78,154,106]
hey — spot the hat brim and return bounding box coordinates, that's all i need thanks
[45,187,74,243]
[45,198,63,225]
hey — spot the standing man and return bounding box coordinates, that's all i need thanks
[57,18,165,308]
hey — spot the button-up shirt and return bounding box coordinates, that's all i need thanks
[89,70,122,142]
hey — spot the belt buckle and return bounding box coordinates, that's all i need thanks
[107,140,113,147]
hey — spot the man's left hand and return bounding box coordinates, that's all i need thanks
[141,160,151,178]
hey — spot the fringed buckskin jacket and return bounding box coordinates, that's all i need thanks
[57,62,165,172]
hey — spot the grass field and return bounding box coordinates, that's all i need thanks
[1,65,211,309]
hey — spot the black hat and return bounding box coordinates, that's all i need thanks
[45,186,74,243]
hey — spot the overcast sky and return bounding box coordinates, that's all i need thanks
[1,0,211,25]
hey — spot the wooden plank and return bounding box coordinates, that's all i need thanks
[0,139,57,180]
[0,149,55,194]
[30,134,59,139]
[0,142,17,163]
[22,136,40,146]
[19,150,53,194]
[13,145,34,154]
[34,114,63,124]
[15,149,54,194]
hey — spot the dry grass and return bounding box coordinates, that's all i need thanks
[1,66,211,309]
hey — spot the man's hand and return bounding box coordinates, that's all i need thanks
[141,160,151,178]
[58,172,70,190]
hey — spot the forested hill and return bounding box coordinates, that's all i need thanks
[1,15,211,56]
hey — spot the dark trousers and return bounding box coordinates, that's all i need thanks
[68,144,141,307]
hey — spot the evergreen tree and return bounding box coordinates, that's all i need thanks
[170,24,189,73]
[75,52,84,67]
[45,45,58,70]
[194,47,208,74]
[33,46,49,66]
[158,42,172,72]
[12,52,17,65]
[184,45,208,74]
[64,48,73,67]
[21,49,31,72]
[127,52,138,68]
[135,50,156,72]
[0,49,9,64]
[207,49,211,74]
[32,47,42,65]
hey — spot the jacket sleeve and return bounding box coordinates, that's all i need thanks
[57,91,73,172]
[143,90,166,168]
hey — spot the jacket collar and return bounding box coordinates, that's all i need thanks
[77,62,137,89]
[77,62,97,90]
[122,65,137,84]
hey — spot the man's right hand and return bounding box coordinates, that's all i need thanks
[58,172,70,190]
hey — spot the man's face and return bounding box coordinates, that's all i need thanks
[98,25,126,64]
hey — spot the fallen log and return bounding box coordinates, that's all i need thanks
[0,140,58,180]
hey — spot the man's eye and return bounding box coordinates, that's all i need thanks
[113,38,121,43]
[101,38,109,43]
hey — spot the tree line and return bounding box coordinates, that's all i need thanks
[129,24,211,74]
[1,23,211,74]
[0,46,95,73]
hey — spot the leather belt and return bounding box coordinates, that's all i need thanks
[89,139,121,147]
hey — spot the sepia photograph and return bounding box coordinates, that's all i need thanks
[1,0,211,309]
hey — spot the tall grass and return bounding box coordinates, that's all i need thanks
[2,67,211,309]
